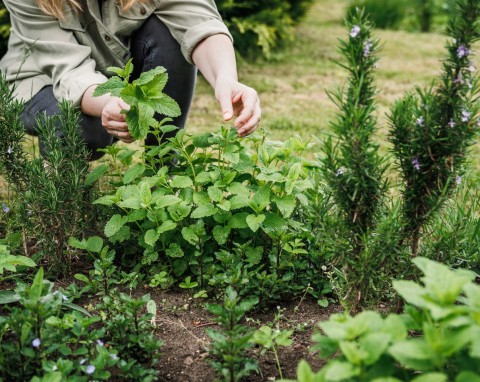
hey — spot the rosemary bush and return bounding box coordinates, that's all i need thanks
[0,76,94,274]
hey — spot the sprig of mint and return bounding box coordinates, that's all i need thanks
[93,59,181,140]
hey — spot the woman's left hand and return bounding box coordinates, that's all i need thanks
[214,76,261,137]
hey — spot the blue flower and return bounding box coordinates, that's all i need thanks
[457,45,471,58]
[79,358,87,365]
[349,25,361,38]
[416,116,425,127]
[335,167,345,176]
[448,119,456,128]
[2,203,9,213]
[411,158,421,171]
[6,146,13,155]
[96,339,104,346]
[455,176,462,185]
[85,365,96,375]
[32,338,41,348]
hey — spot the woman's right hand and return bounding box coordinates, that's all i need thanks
[101,97,135,143]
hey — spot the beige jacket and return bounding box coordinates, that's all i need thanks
[0,0,231,106]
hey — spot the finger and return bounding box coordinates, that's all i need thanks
[238,101,261,137]
[107,129,133,140]
[103,120,129,132]
[103,108,126,122]
[216,87,234,121]
[234,91,258,128]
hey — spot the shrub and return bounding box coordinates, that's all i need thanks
[346,0,408,30]
[216,0,314,58]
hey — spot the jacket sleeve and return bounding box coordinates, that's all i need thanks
[153,0,233,64]
[4,0,107,106]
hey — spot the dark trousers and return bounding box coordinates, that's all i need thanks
[21,17,197,160]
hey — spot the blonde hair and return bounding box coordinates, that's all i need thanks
[37,0,148,19]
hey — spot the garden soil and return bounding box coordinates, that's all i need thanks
[146,289,339,382]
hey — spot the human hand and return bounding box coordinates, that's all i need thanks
[101,97,135,143]
[214,76,261,137]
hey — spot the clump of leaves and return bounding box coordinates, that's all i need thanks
[284,257,480,382]
[93,59,180,140]
[206,286,258,382]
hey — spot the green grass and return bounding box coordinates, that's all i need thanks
[187,0,479,178]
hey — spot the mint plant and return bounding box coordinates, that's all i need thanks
[283,257,480,382]
[93,59,180,140]
[95,123,327,304]
[389,0,480,255]
[206,286,258,382]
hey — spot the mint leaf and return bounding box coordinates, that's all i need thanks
[93,76,125,97]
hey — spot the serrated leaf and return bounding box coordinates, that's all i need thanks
[145,229,160,247]
[273,195,296,217]
[123,163,146,184]
[105,214,128,237]
[191,203,217,219]
[207,186,223,202]
[85,164,108,186]
[182,226,198,245]
[152,94,181,117]
[228,213,249,229]
[158,220,177,234]
[213,225,231,245]
[171,176,193,189]
[133,66,167,86]
[86,236,103,253]
[246,214,265,232]
[411,373,447,382]
[156,195,182,209]
[93,76,125,97]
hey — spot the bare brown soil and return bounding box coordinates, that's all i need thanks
[148,288,340,382]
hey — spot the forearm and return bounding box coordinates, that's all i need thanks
[191,34,238,87]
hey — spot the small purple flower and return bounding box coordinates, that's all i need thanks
[79,358,87,365]
[2,203,9,213]
[455,176,462,185]
[457,45,471,59]
[6,146,13,155]
[448,119,456,128]
[349,25,361,38]
[363,40,374,57]
[461,109,471,122]
[468,63,476,73]
[336,167,345,176]
[416,116,425,127]
[453,76,464,86]
[32,338,41,348]
[53,290,68,301]
[109,353,119,360]
[96,339,104,347]
[85,365,96,375]
[412,158,421,171]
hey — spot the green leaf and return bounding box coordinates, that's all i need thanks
[411,373,447,382]
[0,253,36,274]
[207,186,223,202]
[273,195,297,217]
[123,163,146,184]
[85,164,108,186]
[171,176,193,189]
[228,212,249,229]
[63,302,92,317]
[246,214,265,232]
[456,372,480,382]
[191,203,217,219]
[167,201,192,222]
[145,229,160,247]
[156,195,182,209]
[360,332,391,365]
[213,225,231,245]
[0,290,20,304]
[134,66,167,86]
[389,339,435,371]
[93,76,125,97]
[30,267,44,300]
[152,94,181,117]
[192,133,212,148]
[252,186,271,212]
[86,236,104,253]
[182,226,198,245]
[324,360,360,381]
[158,220,177,234]
[126,109,141,140]
[104,214,128,237]
[166,243,184,258]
